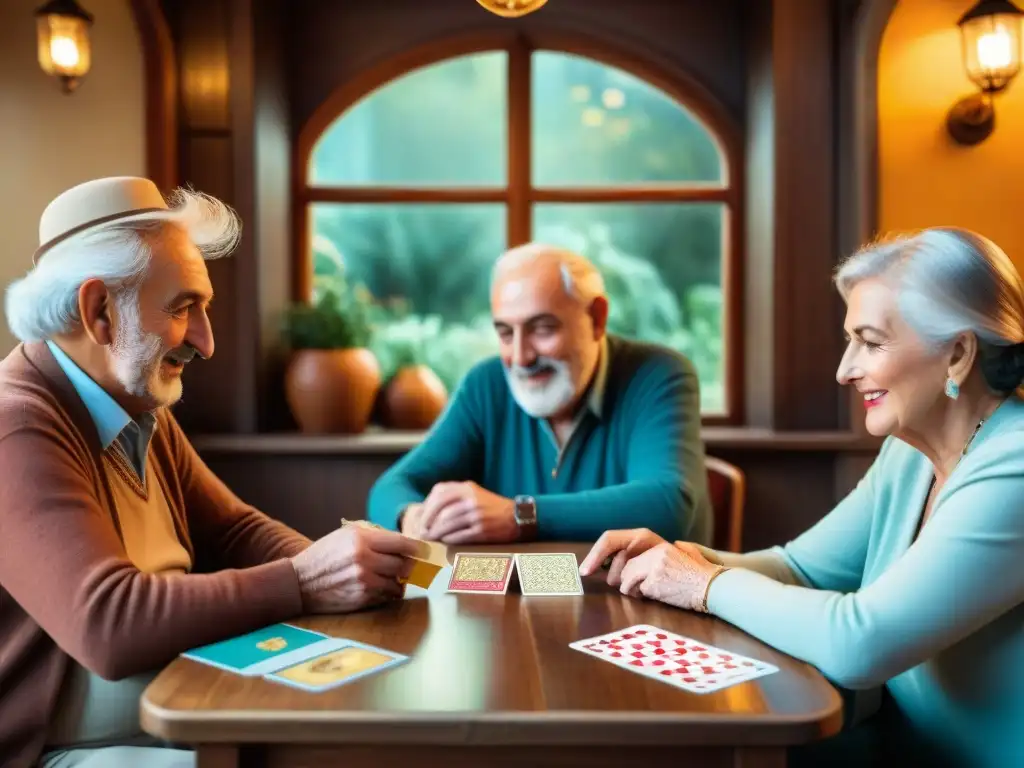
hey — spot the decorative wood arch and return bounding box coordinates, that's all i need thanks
[128,0,178,191]
[294,29,744,423]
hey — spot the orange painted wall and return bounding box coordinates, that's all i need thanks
[878,0,1024,268]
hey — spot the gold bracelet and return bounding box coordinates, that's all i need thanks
[700,566,731,614]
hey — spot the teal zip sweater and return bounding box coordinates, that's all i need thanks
[706,396,1024,767]
[367,335,712,544]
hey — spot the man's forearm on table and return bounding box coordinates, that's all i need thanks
[535,481,688,541]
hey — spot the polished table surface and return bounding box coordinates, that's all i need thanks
[142,543,842,767]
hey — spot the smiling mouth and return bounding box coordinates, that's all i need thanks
[863,390,887,407]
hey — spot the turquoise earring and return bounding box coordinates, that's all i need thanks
[945,377,960,400]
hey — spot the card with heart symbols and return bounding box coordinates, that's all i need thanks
[568,624,779,694]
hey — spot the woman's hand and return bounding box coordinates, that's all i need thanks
[579,528,668,586]
[619,541,724,612]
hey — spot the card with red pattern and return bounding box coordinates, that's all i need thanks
[446,553,515,594]
[569,624,778,693]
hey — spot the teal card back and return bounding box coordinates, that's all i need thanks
[183,623,328,673]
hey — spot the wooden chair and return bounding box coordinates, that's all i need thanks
[705,455,745,553]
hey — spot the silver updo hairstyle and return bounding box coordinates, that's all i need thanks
[835,227,1024,396]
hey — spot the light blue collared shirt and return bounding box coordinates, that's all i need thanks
[46,340,156,482]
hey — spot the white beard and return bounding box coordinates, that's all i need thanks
[505,356,577,418]
[110,292,182,407]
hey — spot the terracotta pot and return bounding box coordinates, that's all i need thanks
[285,348,381,434]
[381,365,448,430]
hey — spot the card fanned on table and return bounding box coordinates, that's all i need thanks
[182,623,408,692]
[446,552,516,594]
[569,624,779,694]
[514,552,584,596]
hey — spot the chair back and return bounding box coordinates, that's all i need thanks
[705,455,745,552]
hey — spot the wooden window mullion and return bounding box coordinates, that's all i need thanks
[507,34,532,247]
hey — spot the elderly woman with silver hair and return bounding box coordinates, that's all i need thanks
[581,227,1024,767]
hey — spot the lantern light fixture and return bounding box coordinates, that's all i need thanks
[946,0,1024,145]
[34,0,94,94]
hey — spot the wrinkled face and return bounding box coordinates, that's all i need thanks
[836,278,950,437]
[109,225,215,410]
[491,264,604,419]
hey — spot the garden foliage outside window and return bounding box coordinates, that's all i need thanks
[301,43,737,419]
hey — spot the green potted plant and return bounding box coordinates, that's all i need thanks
[378,340,448,430]
[282,285,381,434]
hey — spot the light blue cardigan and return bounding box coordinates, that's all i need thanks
[706,395,1024,767]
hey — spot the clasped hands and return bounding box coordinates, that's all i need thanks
[400,481,518,544]
[579,529,725,613]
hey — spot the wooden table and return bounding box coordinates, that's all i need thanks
[141,543,842,768]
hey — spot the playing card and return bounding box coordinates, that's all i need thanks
[264,640,408,692]
[514,552,584,595]
[401,539,448,589]
[446,553,515,594]
[341,518,447,589]
[569,624,779,693]
[182,623,342,676]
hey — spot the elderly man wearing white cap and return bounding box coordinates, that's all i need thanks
[0,178,421,768]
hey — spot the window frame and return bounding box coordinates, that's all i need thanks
[294,30,744,425]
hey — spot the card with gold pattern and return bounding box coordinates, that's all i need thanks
[446,553,515,594]
[265,640,408,692]
[514,552,584,596]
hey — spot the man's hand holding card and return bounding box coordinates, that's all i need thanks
[342,518,448,590]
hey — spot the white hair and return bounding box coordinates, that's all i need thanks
[835,227,1024,393]
[5,188,240,343]
[492,242,606,304]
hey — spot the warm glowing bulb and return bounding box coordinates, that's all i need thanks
[50,35,80,69]
[977,28,1013,69]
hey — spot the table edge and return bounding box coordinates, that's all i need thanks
[140,686,844,746]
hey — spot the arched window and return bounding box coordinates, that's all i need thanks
[297,36,740,423]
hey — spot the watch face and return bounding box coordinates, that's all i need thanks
[515,495,537,524]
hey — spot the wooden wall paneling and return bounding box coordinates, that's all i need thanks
[227,0,259,434]
[166,0,291,433]
[769,0,842,431]
[166,0,240,433]
[130,0,178,191]
[744,0,844,431]
[252,0,297,432]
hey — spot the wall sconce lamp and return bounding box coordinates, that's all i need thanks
[476,0,548,18]
[947,0,1024,145]
[34,0,94,94]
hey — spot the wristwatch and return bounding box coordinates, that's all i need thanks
[514,494,538,541]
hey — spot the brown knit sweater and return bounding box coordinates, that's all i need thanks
[0,342,311,768]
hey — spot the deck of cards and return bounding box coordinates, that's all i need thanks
[446,551,584,595]
[182,623,408,693]
[569,624,779,694]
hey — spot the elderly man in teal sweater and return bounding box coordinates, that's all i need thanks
[367,243,712,546]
